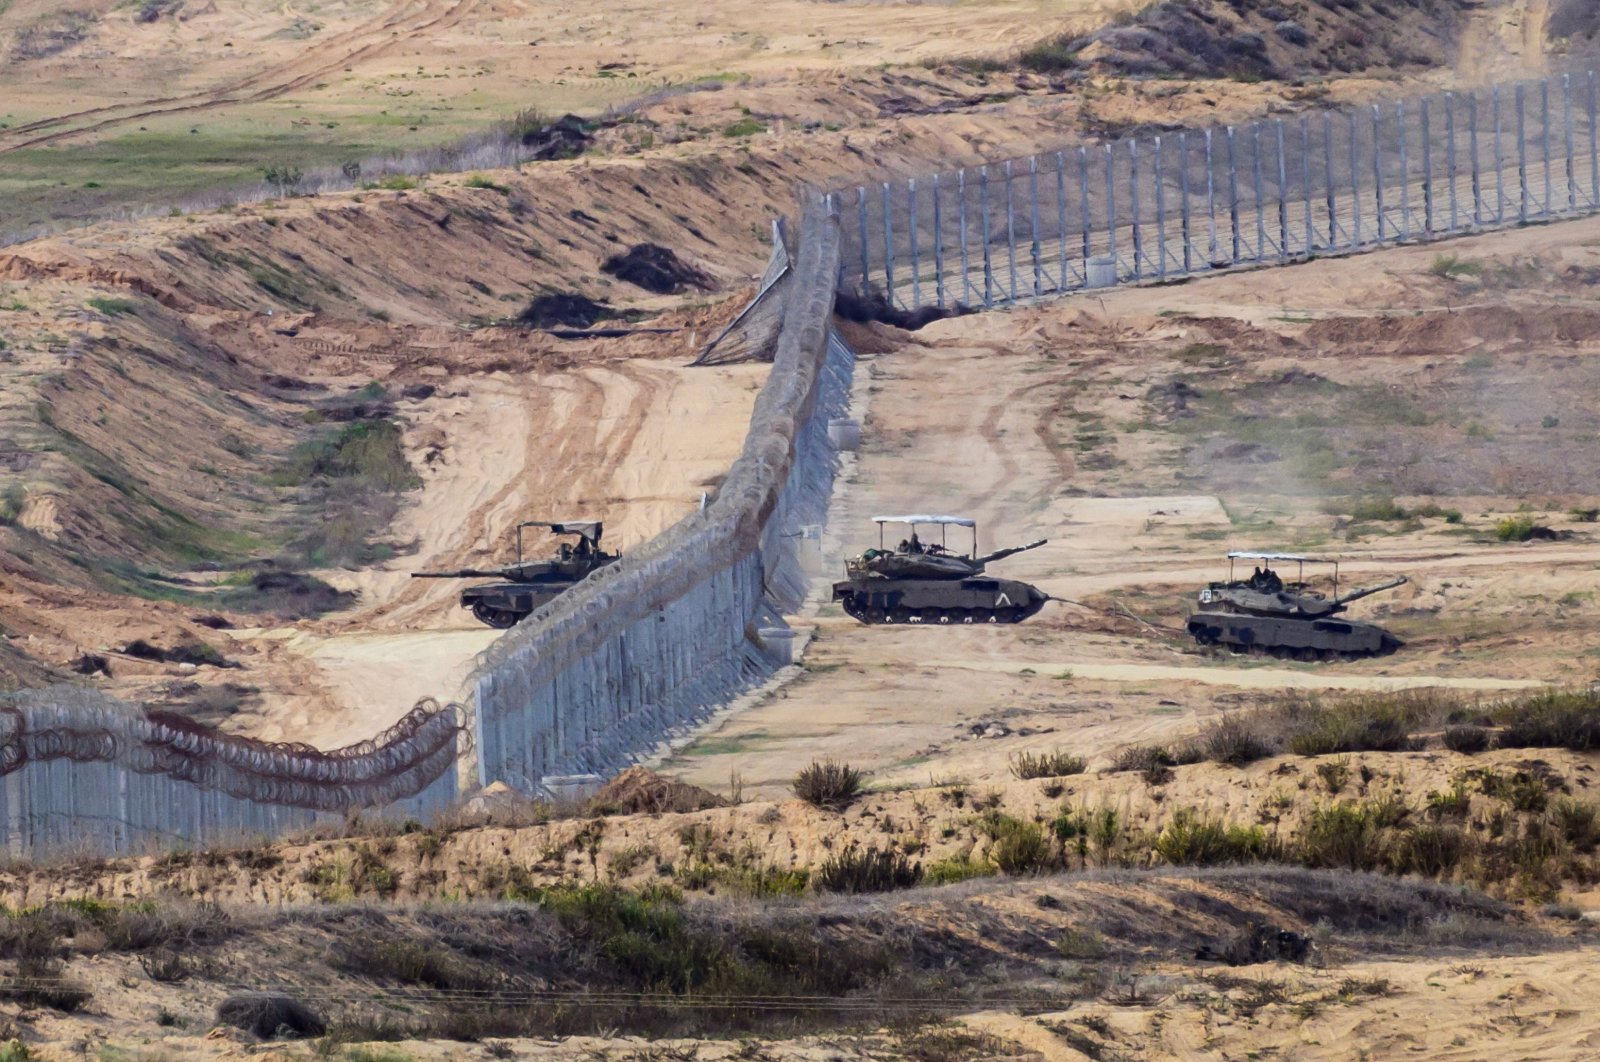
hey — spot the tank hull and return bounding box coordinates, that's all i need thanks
[1187,609,1402,660]
[833,576,1048,625]
[460,582,577,629]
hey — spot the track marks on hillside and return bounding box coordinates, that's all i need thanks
[0,0,485,153]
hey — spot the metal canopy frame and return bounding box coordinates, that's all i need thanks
[515,520,604,565]
[1224,551,1340,596]
[872,515,978,556]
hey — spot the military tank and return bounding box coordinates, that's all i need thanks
[412,520,618,628]
[832,515,1049,624]
[1186,551,1407,660]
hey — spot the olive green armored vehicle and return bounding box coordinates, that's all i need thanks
[1186,551,1406,660]
[832,515,1049,625]
[412,520,618,628]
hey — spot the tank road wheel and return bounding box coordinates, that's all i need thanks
[864,606,886,624]
[890,607,913,624]
[1295,647,1319,662]
[956,609,975,624]
[472,602,521,629]
[933,609,953,625]
[996,608,1022,624]
[970,609,995,623]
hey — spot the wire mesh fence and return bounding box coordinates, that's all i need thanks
[838,70,1600,311]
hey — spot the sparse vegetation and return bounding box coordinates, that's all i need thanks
[1496,514,1538,541]
[1009,749,1087,779]
[793,761,862,809]
[814,845,922,893]
[1429,254,1483,280]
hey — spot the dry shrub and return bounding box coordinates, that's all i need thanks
[1153,811,1278,866]
[1492,689,1600,750]
[1193,713,1273,766]
[1009,749,1087,780]
[981,812,1058,875]
[1443,725,1491,753]
[793,761,861,809]
[814,845,922,894]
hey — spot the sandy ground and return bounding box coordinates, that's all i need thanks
[665,214,1600,798]
[228,357,767,747]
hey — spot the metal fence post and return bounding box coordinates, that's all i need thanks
[1056,151,1069,291]
[1252,123,1267,260]
[1154,136,1167,279]
[1104,144,1118,276]
[932,173,945,310]
[1494,86,1506,221]
[1542,78,1553,216]
[1004,159,1018,301]
[1372,105,1386,241]
[1564,73,1577,211]
[1029,155,1043,297]
[1130,140,1144,279]
[856,186,870,296]
[1301,117,1313,255]
[908,178,920,310]
[1349,110,1362,246]
[1446,92,1458,230]
[1470,92,1483,224]
[1226,126,1240,261]
[1205,128,1219,262]
[1275,120,1289,260]
[979,166,993,308]
[1516,83,1528,223]
[1590,72,1599,208]
[1324,112,1337,246]
[1179,131,1193,272]
[881,182,896,305]
[1079,146,1092,268]
[1398,102,1411,239]
[958,169,974,305]
[1421,98,1434,234]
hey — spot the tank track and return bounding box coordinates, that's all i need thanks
[1188,633,1401,662]
[838,595,1041,625]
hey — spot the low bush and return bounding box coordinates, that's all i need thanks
[814,845,921,894]
[1493,689,1600,750]
[1192,714,1273,766]
[1153,811,1277,866]
[1548,797,1600,853]
[1496,514,1537,541]
[1285,695,1420,756]
[1443,725,1491,753]
[339,940,499,993]
[1109,744,1175,774]
[793,761,861,809]
[981,812,1057,875]
[925,855,995,885]
[1385,823,1468,878]
[1294,799,1405,872]
[1009,749,1087,779]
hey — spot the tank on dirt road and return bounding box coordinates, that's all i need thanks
[412,520,618,628]
[832,515,1049,625]
[1186,551,1407,660]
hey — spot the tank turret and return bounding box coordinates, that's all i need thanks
[833,515,1050,625]
[1186,552,1406,660]
[412,520,618,628]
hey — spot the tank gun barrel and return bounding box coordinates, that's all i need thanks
[974,539,1048,566]
[411,569,514,579]
[1334,575,1407,606]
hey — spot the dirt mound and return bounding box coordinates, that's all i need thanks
[216,993,326,1040]
[591,766,728,814]
[517,292,614,329]
[1550,0,1600,46]
[519,113,595,162]
[602,243,715,295]
[1025,0,1469,80]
